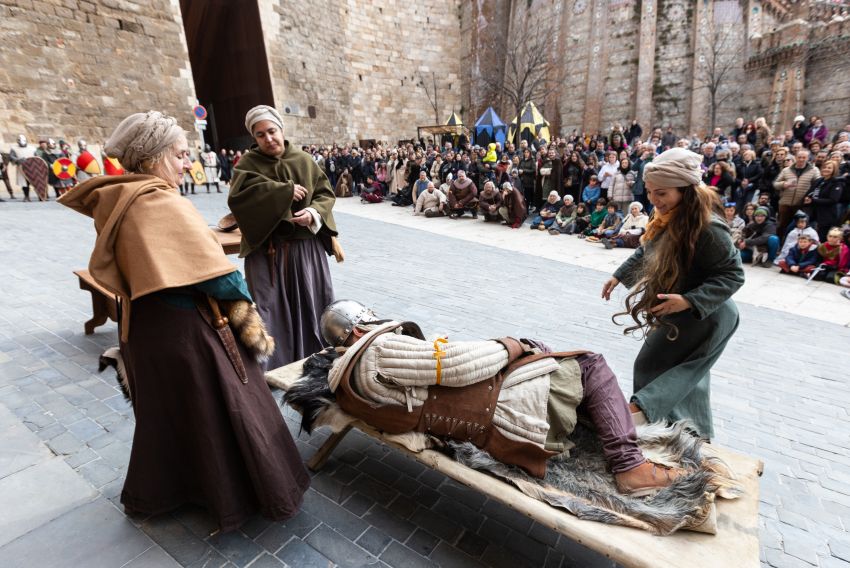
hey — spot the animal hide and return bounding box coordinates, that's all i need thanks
[220,300,275,363]
[281,351,743,535]
[98,346,131,404]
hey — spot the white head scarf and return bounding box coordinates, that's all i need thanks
[104,111,183,172]
[629,200,643,212]
[245,105,283,134]
[643,147,703,189]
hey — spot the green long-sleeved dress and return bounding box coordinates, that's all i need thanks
[612,217,745,438]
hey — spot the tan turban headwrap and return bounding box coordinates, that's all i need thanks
[104,111,183,173]
[642,147,703,188]
[245,105,283,134]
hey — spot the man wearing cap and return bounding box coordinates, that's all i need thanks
[228,104,338,369]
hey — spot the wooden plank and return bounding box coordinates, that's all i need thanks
[266,364,763,568]
[212,228,242,255]
[74,269,119,335]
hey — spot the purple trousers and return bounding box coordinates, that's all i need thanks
[576,354,644,473]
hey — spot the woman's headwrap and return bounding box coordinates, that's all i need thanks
[643,147,703,189]
[104,111,183,172]
[629,200,643,211]
[563,194,574,203]
[244,105,284,135]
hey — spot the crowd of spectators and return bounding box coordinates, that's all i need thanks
[302,114,850,298]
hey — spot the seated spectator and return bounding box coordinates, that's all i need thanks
[530,190,561,231]
[723,202,746,243]
[776,212,819,264]
[439,173,453,196]
[586,202,622,242]
[411,170,430,202]
[580,198,609,239]
[564,202,591,235]
[811,227,845,282]
[778,234,818,276]
[548,195,578,235]
[582,175,601,208]
[498,181,527,229]
[360,175,383,203]
[737,207,780,266]
[603,201,648,249]
[754,192,775,221]
[609,158,635,213]
[448,169,479,218]
[413,181,446,217]
[742,202,757,225]
[478,181,503,222]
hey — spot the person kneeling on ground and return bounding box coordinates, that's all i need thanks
[737,207,779,266]
[498,181,527,228]
[530,190,561,230]
[413,181,446,217]
[478,181,503,222]
[778,234,818,275]
[448,169,479,218]
[548,194,577,235]
[293,300,685,495]
[602,201,648,249]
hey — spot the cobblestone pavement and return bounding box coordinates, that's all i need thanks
[0,193,848,568]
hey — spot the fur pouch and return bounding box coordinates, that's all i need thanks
[220,300,275,363]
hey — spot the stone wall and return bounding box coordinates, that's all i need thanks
[259,0,463,145]
[653,0,695,133]
[0,0,197,149]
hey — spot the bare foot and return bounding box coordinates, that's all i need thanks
[615,460,686,497]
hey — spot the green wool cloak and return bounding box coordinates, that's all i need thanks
[613,216,744,439]
[228,142,337,258]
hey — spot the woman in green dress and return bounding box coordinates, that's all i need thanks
[601,148,745,439]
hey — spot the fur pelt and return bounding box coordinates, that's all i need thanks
[220,300,275,363]
[281,358,743,535]
[445,422,742,535]
[98,346,131,404]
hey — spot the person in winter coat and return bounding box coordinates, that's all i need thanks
[736,149,762,210]
[603,201,649,249]
[738,207,780,266]
[805,160,844,241]
[804,117,829,146]
[778,234,819,275]
[609,158,635,213]
[775,212,819,264]
[773,150,820,238]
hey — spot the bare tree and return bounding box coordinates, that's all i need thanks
[417,71,440,125]
[694,22,743,133]
[480,19,562,145]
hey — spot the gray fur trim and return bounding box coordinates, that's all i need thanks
[447,421,742,536]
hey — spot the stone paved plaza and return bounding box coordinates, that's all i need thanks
[0,193,848,568]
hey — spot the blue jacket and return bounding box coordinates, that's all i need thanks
[785,245,818,269]
[582,184,601,206]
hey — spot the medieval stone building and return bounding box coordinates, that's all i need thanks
[0,0,847,151]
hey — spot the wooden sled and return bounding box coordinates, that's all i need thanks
[266,363,763,568]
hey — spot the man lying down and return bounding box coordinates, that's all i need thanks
[280,300,741,534]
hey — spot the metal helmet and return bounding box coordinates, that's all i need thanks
[320,300,376,346]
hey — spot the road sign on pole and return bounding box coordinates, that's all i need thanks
[193,105,208,121]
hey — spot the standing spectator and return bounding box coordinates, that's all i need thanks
[539,147,563,205]
[598,151,619,201]
[805,160,844,241]
[804,117,829,146]
[774,149,820,239]
[792,115,808,143]
[737,149,762,209]
[563,151,584,203]
[219,148,233,185]
[609,157,635,213]
[754,117,772,155]
[631,144,655,213]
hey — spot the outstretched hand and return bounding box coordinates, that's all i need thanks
[601,277,620,300]
[649,293,691,316]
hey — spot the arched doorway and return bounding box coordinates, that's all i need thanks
[179,0,275,151]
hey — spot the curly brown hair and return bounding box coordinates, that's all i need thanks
[614,184,723,340]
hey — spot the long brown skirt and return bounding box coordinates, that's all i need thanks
[120,294,310,532]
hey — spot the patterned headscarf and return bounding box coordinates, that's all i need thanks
[104,111,183,172]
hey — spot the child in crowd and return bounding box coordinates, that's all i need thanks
[530,190,561,231]
[564,202,590,235]
[581,198,608,238]
[582,175,601,208]
[549,194,577,235]
[603,201,648,249]
[738,207,779,266]
[586,202,622,242]
[360,175,383,203]
[811,227,846,282]
[778,234,818,276]
[775,212,819,264]
[723,202,746,243]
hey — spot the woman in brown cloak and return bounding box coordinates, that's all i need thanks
[59,111,309,533]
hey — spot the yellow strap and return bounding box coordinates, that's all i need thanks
[433,337,448,385]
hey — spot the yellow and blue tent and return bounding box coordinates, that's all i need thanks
[474,107,507,147]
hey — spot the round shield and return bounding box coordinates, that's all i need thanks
[104,157,125,176]
[52,157,77,180]
[76,151,102,175]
